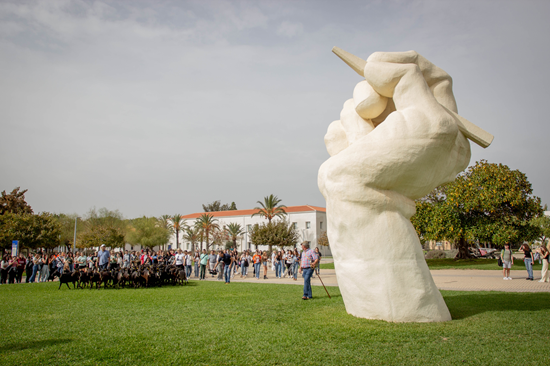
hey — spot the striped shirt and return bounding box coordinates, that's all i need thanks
[300,249,318,269]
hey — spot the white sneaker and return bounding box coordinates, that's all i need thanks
[503,277,507,280]
[507,277,512,280]
[539,280,545,283]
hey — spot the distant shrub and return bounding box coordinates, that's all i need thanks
[425,250,446,259]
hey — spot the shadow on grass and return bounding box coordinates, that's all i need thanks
[0,338,72,352]
[444,292,550,320]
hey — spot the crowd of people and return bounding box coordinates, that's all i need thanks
[0,244,324,288]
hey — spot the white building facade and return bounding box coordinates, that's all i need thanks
[174,205,330,256]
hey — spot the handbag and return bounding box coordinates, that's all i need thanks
[497,257,503,267]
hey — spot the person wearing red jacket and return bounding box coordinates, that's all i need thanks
[16,253,26,283]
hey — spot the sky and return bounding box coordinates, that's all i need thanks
[1,0,549,219]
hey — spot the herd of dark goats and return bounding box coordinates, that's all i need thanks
[53,265,189,290]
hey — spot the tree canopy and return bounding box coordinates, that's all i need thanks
[126,216,170,249]
[0,212,61,251]
[225,223,244,249]
[249,220,298,252]
[251,194,287,223]
[0,187,33,215]
[202,200,237,212]
[52,213,81,251]
[317,231,329,247]
[77,208,127,249]
[182,226,201,253]
[411,160,543,258]
[169,214,187,250]
[531,215,550,246]
[194,213,219,250]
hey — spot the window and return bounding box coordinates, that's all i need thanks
[320,221,323,230]
[247,224,252,232]
[306,221,311,229]
[292,222,297,229]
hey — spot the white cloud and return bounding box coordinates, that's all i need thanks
[276,21,303,38]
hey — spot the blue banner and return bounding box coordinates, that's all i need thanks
[11,240,19,257]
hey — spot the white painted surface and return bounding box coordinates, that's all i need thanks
[319,50,474,322]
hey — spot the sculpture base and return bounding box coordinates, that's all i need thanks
[326,191,451,323]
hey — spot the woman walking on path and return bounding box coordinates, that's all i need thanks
[39,253,50,282]
[199,249,208,280]
[25,254,33,283]
[536,246,549,283]
[28,253,41,283]
[240,251,251,277]
[175,249,185,271]
[208,251,217,277]
[1,255,9,284]
[519,244,534,280]
[67,252,75,272]
[253,250,261,279]
[8,256,18,284]
[76,252,87,272]
[292,249,300,281]
[194,251,200,278]
[285,250,293,278]
[501,244,514,280]
[216,250,224,281]
[262,251,269,279]
[314,247,322,278]
[271,251,276,273]
[185,251,192,279]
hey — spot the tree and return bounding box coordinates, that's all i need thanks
[78,208,127,249]
[210,226,230,250]
[318,231,329,247]
[169,214,187,250]
[0,187,33,215]
[251,194,287,223]
[0,212,61,252]
[52,213,81,251]
[126,216,170,249]
[157,215,174,250]
[202,200,238,212]
[249,220,299,252]
[226,223,244,249]
[531,215,550,246]
[157,215,173,232]
[194,213,219,250]
[182,226,201,253]
[411,160,543,258]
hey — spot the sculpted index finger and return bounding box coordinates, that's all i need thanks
[366,51,419,64]
[366,51,457,112]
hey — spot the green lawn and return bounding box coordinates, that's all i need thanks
[320,258,542,270]
[1,281,549,365]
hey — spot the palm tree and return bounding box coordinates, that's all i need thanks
[251,194,287,223]
[226,223,245,250]
[170,214,187,250]
[157,215,174,250]
[182,226,201,253]
[194,213,219,250]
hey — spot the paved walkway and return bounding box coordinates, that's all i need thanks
[200,268,550,293]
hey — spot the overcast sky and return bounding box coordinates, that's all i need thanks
[1,0,549,218]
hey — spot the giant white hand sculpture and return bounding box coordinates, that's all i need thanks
[319,49,492,322]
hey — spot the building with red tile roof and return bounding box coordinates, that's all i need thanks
[176,205,330,255]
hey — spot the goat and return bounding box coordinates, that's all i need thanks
[58,270,79,290]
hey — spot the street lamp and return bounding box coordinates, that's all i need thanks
[73,216,79,253]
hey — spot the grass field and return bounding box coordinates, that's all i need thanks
[1,281,549,365]
[320,258,542,270]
